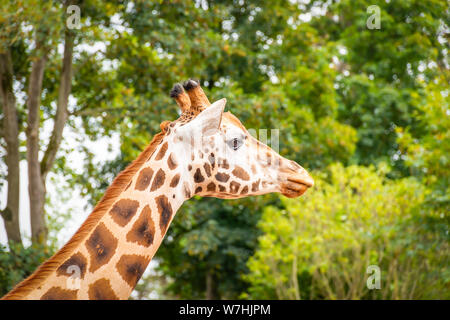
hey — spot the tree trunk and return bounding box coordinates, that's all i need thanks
[26,25,75,245]
[40,29,74,179]
[0,51,22,245]
[26,44,47,245]
[206,269,220,300]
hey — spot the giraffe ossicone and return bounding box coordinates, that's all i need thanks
[2,79,313,300]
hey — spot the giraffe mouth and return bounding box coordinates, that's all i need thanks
[280,175,314,198]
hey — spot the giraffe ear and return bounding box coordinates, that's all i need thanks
[194,98,226,136]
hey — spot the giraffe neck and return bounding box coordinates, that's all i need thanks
[3,132,193,300]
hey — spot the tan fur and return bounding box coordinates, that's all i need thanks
[223,112,247,131]
[185,85,210,108]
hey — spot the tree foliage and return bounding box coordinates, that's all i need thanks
[0,0,448,299]
[244,164,449,300]
[0,241,55,297]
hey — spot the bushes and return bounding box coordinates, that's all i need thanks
[0,241,55,297]
[244,164,449,299]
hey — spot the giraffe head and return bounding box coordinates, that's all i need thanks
[165,79,313,200]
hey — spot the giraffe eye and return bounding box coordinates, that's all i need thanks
[227,138,243,151]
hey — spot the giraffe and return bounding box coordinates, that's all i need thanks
[2,79,313,300]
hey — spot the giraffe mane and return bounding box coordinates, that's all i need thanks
[1,128,167,300]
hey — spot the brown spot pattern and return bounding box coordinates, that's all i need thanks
[232,166,250,181]
[241,186,249,194]
[126,205,155,247]
[252,179,260,192]
[167,153,178,170]
[265,152,272,166]
[207,182,216,192]
[110,199,140,227]
[116,254,149,288]
[203,163,212,177]
[195,186,202,193]
[218,185,226,192]
[230,181,241,194]
[135,167,154,191]
[170,173,180,187]
[41,287,78,300]
[86,222,118,272]
[155,142,168,160]
[220,159,229,169]
[215,172,230,183]
[150,169,166,191]
[156,195,173,234]
[56,252,87,279]
[194,168,204,183]
[88,278,119,300]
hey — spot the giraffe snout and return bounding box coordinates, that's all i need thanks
[278,160,314,198]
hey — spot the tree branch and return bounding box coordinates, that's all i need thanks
[41,29,75,179]
[26,39,48,244]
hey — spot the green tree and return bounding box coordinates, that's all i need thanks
[311,0,449,171]
[245,164,449,299]
[0,0,123,245]
[2,0,447,300]
[0,241,55,296]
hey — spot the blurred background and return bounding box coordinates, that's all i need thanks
[0,0,448,299]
